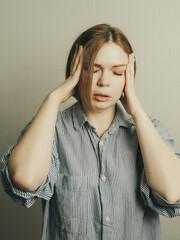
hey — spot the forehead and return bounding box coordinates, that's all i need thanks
[94,42,128,66]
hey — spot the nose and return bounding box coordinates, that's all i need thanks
[97,71,110,87]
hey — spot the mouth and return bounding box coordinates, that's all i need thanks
[94,93,111,97]
[93,93,111,102]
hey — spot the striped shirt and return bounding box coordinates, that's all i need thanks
[1,101,180,240]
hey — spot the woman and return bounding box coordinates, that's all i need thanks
[1,23,180,240]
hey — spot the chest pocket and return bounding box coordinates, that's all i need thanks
[54,174,88,236]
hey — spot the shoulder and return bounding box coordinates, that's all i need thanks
[149,116,171,135]
[55,104,77,128]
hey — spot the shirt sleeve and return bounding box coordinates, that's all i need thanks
[139,118,180,218]
[0,116,60,209]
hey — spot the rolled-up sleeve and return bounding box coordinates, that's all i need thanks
[0,116,60,208]
[139,118,180,218]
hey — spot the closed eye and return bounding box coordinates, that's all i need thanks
[114,73,123,76]
[93,70,123,76]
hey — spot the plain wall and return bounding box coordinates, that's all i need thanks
[0,0,180,239]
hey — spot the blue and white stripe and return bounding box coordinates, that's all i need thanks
[1,101,180,240]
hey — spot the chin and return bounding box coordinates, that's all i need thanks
[94,101,117,109]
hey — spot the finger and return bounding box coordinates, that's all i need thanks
[130,53,135,80]
[125,63,130,81]
[127,53,134,82]
[72,45,83,75]
[74,47,83,77]
[70,44,79,74]
[72,45,81,72]
[131,53,134,72]
[75,46,83,68]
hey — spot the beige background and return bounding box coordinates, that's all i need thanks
[0,0,180,239]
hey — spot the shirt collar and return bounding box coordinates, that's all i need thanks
[72,101,135,132]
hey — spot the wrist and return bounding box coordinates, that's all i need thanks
[131,104,146,121]
[46,91,62,107]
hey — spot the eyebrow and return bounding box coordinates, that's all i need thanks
[94,63,127,68]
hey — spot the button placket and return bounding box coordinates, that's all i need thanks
[99,139,106,183]
[98,137,112,227]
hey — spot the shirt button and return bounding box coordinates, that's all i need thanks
[106,215,110,222]
[99,140,103,146]
[101,175,106,182]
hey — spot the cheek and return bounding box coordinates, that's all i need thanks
[92,74,99,82]
[115,77,125,88]
[114,78,125,94]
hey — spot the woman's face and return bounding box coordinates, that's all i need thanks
[90,42,128,112]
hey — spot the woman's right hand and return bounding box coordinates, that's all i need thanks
[49,44,84,104]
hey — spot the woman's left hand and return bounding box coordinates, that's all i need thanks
[120,53,142,118]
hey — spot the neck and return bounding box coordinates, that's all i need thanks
[81,101,116,136]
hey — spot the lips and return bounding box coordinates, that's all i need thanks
[94,93,111,97]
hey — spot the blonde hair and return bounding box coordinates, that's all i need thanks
[63,23,136,112]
